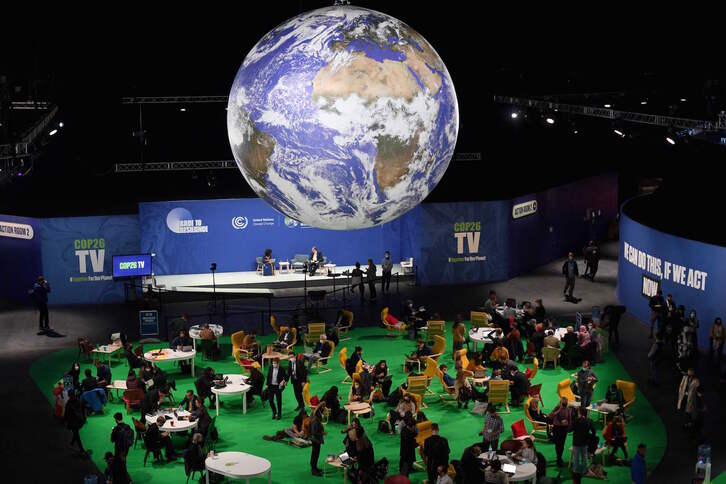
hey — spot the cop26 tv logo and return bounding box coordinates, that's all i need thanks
[232,216,248,229]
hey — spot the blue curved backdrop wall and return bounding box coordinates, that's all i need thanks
[617,208,726,349]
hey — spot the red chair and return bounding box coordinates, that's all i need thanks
[77,337,95,362]
[524,341,536,362]
[134,345,144,358]
[500,439,523,452]
[131,416,146,449]
[511,419,531,441]
[384,476,411,484]
[528,383,544,407]
[123,389,144,414]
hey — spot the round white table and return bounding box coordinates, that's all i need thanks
[211,374,251,416]
[145,409,198,433]
[189,324,223,351]
[469,327,501,351]
[496,305,526,321]
[144,348,197,377]
[479,454,537,483]
[206,451,271,484]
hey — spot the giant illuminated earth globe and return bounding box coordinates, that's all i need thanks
[227,6,458,229]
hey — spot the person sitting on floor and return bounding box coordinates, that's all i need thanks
[389,393,416,433]
[81,368,98,393]
[263,408,312,445]
[146,415,178,461]
[406,339,433,372]
[322,386,345,423]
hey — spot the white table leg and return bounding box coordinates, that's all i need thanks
[216,393,220,416]
[243,391,247,415]
[192,357,195,377]
[193,338,197,351]
[206,468,210,484]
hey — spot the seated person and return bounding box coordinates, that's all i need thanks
[178,389,199,412]
[346,346,364,376]
[196,367,219,406]
[247,363,264,401]
[184,433,206,476]
[527,395,549,424]
[262,248,275,275]
[273,328,294,352]
[543,329,561,349]
[461,445,487,483]
[384,310,406,329]
[440,364,456,387]
[304,334,332,369]
[509,368,530,406]
[454,370,487,408]
[467,353,486,374]
[489,342,510,367]
[81,369,98,393]
[308,246,322,275]
[241,331,261,359]
[529,327,545,358]
[603,414,628,460]
[349,379,373,406]
[484,457,510,484]
[188,398,212,439]
[372,360,393,397]
[199,324,216,341]
[151,365,176,392]
[263,408,312,444]
[322,386,344,422]
[562,326,578,351]
[146,415,177,460]
[140,362,154,383]
[406,340,433,372]
[170,329,192,350]
[388,395,416,433]
[95,360,112,388]
[124,343,143,369]
[125,369,145,392]
[506,325,524,361]
[140,388,166,419]
[514,437,538,465]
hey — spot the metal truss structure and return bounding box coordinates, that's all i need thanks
[121,96,228,104]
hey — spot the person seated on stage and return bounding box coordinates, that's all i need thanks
[406,340,433,372]
[543,329,561,349]
[140,387,167,419]
[146,415,178,461]
[273,327,294,352]
[263,248,275,275]
[304,334,332,369]
[178,389,200,412]
[263,408,312,445]
[388,393,416,434]
[241,331,261,359]
[125,369,145,393]
[373,360,393,397]
[95,359,112,388]
[489,341,510,367]
[81,369,98,393]
[124,343,143,370]
[308,246,322,276]
[508,367,530,407]
[346,346,364,377]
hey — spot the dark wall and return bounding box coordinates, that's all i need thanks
[0,214,42,305]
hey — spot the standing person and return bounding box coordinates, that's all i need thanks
[604,305,625,347]
[310,404,326,476]
[630,444,647,484]
[548,397,572,467]
[648,289,666,339]
[366,259,377,302]
[647,332,664,385]
[289,353,307,412]
[110,412,133,458]
[452,315,467,353]
[588,242,600,281]
[266,358,288,420]
[423,423,450,484]
[399,412,418,476]
[582,241,594,279]
[381,250,393,294]
[64,392,88,457]
[562,251,579,302]
[575,360,598,410]
[686,385,706,438]
[31,275,51,333]
[350,262,365,304]
[571,406,596,484]
[677,368,698,412]
[710,317,725,360]
[479,405,504,451]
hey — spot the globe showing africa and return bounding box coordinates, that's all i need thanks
[227,5,459,230]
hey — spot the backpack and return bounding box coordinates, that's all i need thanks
[122,424,134,451]
[377,420,390,433]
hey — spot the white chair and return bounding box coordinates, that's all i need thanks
[400,257,414,274]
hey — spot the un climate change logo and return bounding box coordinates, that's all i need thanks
[232,216,248,229]
[284,217,299,228]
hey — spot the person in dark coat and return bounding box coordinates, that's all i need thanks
[266,358,288,419]
[64,393,87,456]
[140,388,166,419]
[423,423,450,484]
[310,404,326,476]
[399,413,418,476]
[146,415,177,460]
[366,259,377,301]
[289,353,308,412]
[509,368,531,406]
[460,445,486,484]
[31,275,51,331]
[124,344,144,370]
[562,251,579,301]
[110,412,133,457]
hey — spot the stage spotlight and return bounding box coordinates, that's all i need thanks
[545,117,555,125]
[613,129,625,137]
[603,104,612,108]
[49,129,58,136]
[680,98,687,102]
[59,122,64,128]
[640,101,647,105]
[666,137,676,145]
[511,112,518,119]
[180,108,186,112]
[573,130,579,134]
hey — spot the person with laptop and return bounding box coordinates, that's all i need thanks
[170,329,193,372]
[484,458,510,483]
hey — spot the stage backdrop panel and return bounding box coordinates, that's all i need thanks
[617,209,725,350]
[508,173,619,278]
[417,201,510,286]
[0,214,42,304]
[139,199,419,276]
[40,215,140,305]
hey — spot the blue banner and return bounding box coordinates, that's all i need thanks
[0,214,42,303]
[140,198,419,275]
[617,209,726,350]
[139,310,159,337]
[418,201,510,286]
[39,215,140,305]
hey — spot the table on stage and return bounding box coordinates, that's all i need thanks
[478,452,537,483]
[469,327,502,351]
[145,409,198,433]
[211,374,251,416]
[144,348,197,377]
[189,324,223,351]
[91,342,124,365]
[206,451,271,484]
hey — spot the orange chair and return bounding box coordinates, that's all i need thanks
[123,389,144,414]
[524,396,551,441]
[77,337,95,362]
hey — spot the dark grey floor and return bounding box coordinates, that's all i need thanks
[1,242,722,482]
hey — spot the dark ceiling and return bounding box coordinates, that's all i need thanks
[1,3,724,226]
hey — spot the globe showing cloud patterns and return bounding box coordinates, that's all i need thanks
[227,5,459,229]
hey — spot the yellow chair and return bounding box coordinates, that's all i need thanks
[382,307,406,337]
[524,396,551,441]
[231,330,245,366]
[270,314,280,335]
[403,390,422,416]
[528,357,539,380]
[303,382,328,423]
[412,419,434,471]
[542,346,561,369]
[557,378,579,406]
[276,326,297,354]
[406,375,428,409]
[470,311,490,329]
[435,367,457,403]
[455,349,471,373]
[422,357,439,395]
[426,320,445,341]
[616,379,636,420]
[338,347,351,383]
[488,379,511,413]
[430,335,446,361]
[310,341,335,374]
[304,323,326,348]
[337,310,354,342]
